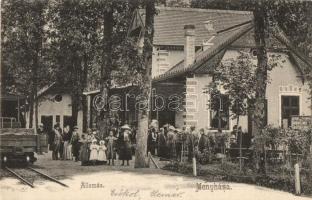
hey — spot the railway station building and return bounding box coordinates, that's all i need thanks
[129,7,312,134]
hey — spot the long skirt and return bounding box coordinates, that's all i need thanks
[98,150,107,161]
[80,143,89,163]
[63,141,72,160]
[89,149,98,161]
[119,142,132,160]
[72,143,80,161]
[52,142,60,160]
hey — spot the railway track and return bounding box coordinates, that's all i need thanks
[5,166,69,188]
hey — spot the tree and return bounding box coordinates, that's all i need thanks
[47,0,103,127]
[207,53,257,127]
[207,53,258,172]
[134,0,156,168]
[2,0,48,129]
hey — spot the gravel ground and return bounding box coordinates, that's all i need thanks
[0,152,310,200]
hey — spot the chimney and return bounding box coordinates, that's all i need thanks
[184,24,195,68]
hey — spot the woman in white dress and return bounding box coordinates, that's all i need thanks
[98,140,107,164]
[89,139,99,165]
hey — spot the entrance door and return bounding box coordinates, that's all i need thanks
[41,115,53,133]
[63,115,73,129]
[158,111,175,127]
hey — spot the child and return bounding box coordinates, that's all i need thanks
[98,140,107,164]
[89,139,99,165]
[105,130,117,165]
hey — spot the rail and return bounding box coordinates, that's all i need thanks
[5,167,34,188]
[4,166,68,188]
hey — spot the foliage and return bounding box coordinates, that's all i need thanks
[197,149,213,164]
[1,0,49,95]
[164,160,312,195]
[192,0,312,138]
[254,126,312,156]
[206,53,257,123]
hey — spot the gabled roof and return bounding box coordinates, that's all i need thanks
[153,22,254,82]
[138,6,253,46]
[152,15,312,83]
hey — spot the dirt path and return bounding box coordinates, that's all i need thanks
[0,152,310,200]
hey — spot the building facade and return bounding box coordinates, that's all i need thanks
[130,7,312,133]
[26,83,83,132]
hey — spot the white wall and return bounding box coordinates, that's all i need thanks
[266,52,311,127]
[26,93,83,132]
[178,49,311,132]
[152,47,184,77]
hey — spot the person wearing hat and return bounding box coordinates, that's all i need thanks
[80,128,91,165]
[37,123,44,134]
[158,127,168,160]
[198,128,208,154]
[52,124,62,160]
[147,126,157,156]
[174,128,183,161]
[63,125,72,160]
[118,124,132,166]
[105,129,117,165]
[98,140,107,164]
[187,126,198,162]
[89,139,99,165]
[167,126,176,159]
[70,126,80,162]
[36,123,45,154]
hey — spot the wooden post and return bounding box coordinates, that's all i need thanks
[264,148,267,174]
[239,131,242,172]
[294,163,301,195]
[180,142,183,162]
[148,152,151,167]
[181,142,184,162]
[17,96,20,123]
[192,156,197,176]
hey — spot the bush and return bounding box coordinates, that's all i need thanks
[163,161,312,196]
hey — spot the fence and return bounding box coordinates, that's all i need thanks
[150,142,312,195]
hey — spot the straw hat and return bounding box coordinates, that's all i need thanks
[175,128,182,133]
[92,139,97,143]
[121,124,131,130]
[168,126,175,131]
[73,126,78,130]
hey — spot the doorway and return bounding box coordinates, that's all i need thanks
[63,115,73,129]
[41,115,53,133]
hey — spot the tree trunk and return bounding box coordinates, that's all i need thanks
[82,54,89,132]
[33,46,39,133]
[28,94,34,128]
[134,0,155,168]
[98,6,114,137]
[253,6,269,174]
[71,92,79,127]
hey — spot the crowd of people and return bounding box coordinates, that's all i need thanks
[46,123,135,166]
[42,120,252,166]
[147,123,252,162]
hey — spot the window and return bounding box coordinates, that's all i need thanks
[56,115,60,123]
[210,94,229,130]
[157,50,170,76]
[281,96,299,128]
[54,94,62,102]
